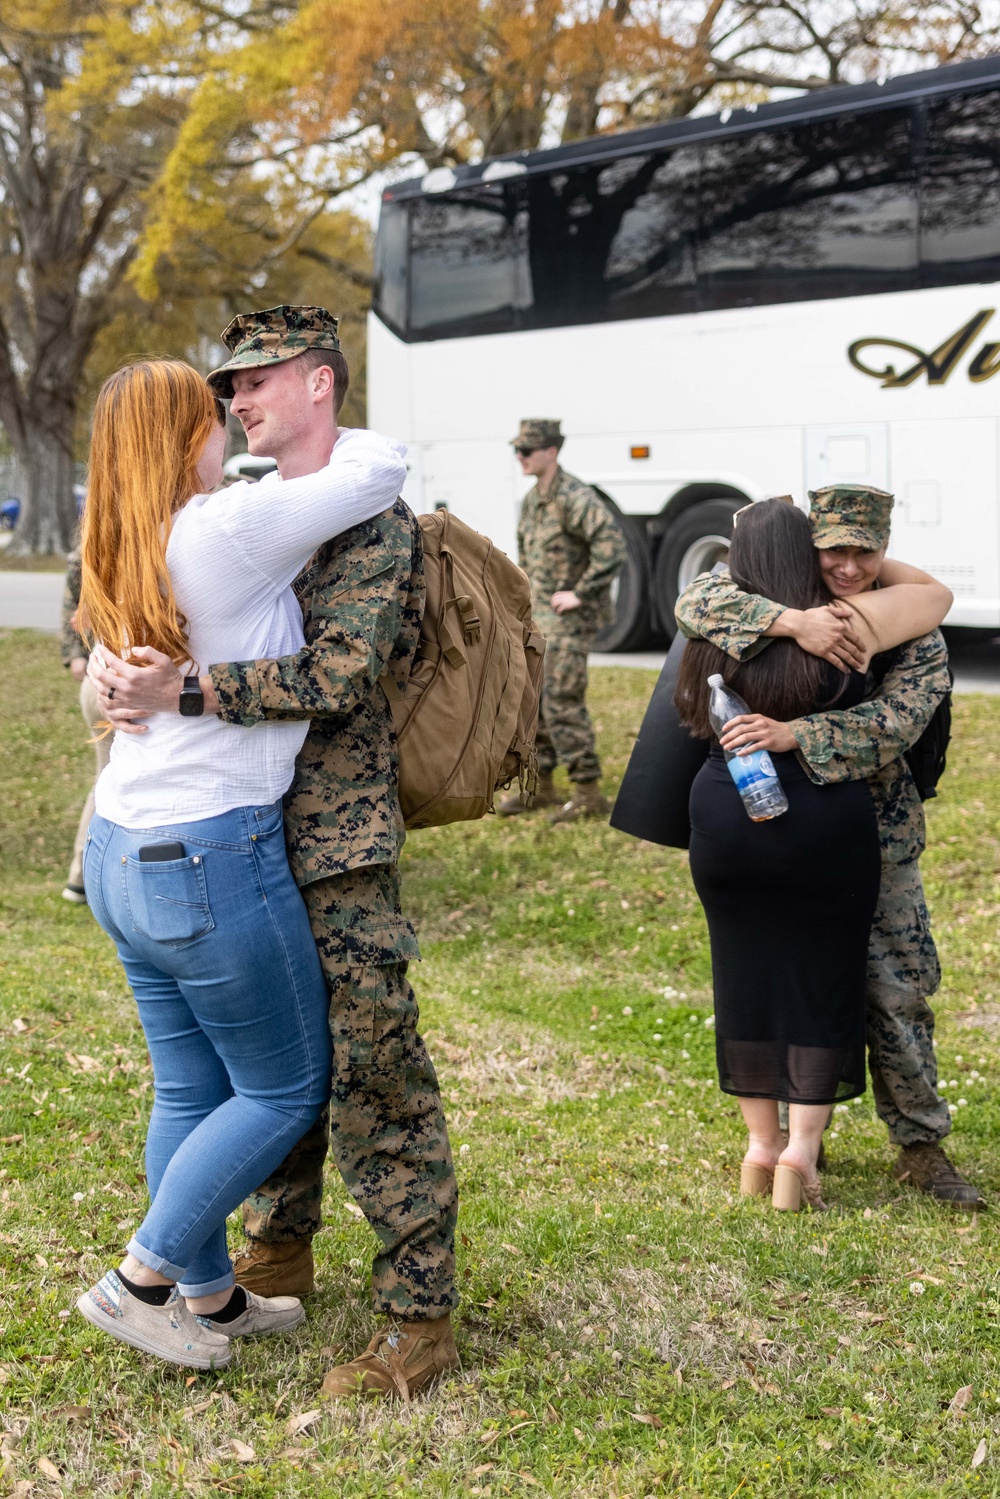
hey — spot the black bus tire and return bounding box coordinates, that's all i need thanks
[654,498,744,639]
[592,504,652,653]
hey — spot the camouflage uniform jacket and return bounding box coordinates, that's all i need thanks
[517,466,626,639]
[675,569,950,865]
[209,499,424,889]
[61,547,88,666]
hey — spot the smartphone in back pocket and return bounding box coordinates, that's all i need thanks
[138,842,186,862]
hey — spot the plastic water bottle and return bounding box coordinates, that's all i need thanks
[707,674,788,822]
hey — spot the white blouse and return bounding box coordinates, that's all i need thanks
[95,428,407,829]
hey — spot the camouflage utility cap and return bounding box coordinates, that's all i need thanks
[511,418,562,450]
[208,305,342,398]
[808,483,894,551]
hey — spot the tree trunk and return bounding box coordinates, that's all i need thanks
[7,394,79,556]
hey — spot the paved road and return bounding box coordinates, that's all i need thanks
[4,571,1000,693]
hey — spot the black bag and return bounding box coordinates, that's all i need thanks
[869,645,953,802]
[610,631,709,849]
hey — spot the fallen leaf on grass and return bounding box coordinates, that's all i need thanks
[37,1457,62,1482]
[12,1483,33,1499]
[52,1405,91,1421]
[500,1243,522,1256]
[478,1430,500,1448]
[821,1407,842,1417]
[342,1201,364,1219]
[285,1410,321,1437]
[1,1135,24,1146]
[81,1132,100,1146]
[230,1439,255,1462]
[817,1437,834,1451]
[518,1474,541,1487]
[720,1379,738,1390]
[631,1412,664,1428]
[972,1439,987,1469]
[949,1385,973,1416]
[472,1463,494,1476]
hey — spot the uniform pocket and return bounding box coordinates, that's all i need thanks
[122,855,215,946]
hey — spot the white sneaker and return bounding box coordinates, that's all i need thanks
[77,1270,232,1370]
[204,1288,305,1338]
[62,885,87,905]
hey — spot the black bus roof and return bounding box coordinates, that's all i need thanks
[383,52,1000,202]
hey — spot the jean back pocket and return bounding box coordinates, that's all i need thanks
[122,854,215,946]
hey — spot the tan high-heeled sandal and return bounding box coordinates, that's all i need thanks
[772,1162,827,1212]
[740,1162,774,1197]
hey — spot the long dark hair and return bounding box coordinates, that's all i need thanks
[675,499,839,738]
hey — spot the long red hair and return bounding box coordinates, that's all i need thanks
[79,360,223,664]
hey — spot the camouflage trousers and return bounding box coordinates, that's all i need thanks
[242,864,459,1320]
[536,633,601,784]
[866,856,949,1148]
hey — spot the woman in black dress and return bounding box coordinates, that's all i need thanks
[675,499,949,1211]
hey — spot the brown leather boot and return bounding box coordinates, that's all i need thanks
[549,779,610,824]
[232,1239,315,1297]
[894,1143,985,1209]
[321,1314,460,1401]
[496,771,561,816]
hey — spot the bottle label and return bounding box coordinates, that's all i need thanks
[727,750,778,793]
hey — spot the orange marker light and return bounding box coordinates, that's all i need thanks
[630,445,650,460]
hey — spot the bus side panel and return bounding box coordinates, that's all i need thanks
[889,417,1000,627]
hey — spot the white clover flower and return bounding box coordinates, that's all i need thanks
[567,908,575,916]
[910,1281,925,1296]
[704,1016,715,1028]
[948,1103,958,1115]
[681,1049,690,1060]
[940,1080,948,1090]
[956,1054,964,1063]
[637,925,645,934]
[834,1104,849,1114]
[653,1033,663,1042]
[656,1017,664,1024]
[958,1098,969,1107]
[589,1024,598,1031]
[72,1192,84,1203]
[459,1143,471,1155]
[622,1006,633,1017]
[950,1079,959,1088]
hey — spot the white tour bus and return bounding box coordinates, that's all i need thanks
[368,55,1000,649]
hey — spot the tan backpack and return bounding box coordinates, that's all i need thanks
[380,510,545,829]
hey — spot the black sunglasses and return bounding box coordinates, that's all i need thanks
[514,445,542,457]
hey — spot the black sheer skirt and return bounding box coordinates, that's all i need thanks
[689,747,881,1105]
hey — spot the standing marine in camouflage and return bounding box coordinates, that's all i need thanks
[676,484,983,1209]
[90,306,461,1396]
[497,419,627,823]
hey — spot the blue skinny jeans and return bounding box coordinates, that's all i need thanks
[84,802,331,1296]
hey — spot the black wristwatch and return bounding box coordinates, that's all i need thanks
[179,676,204,717]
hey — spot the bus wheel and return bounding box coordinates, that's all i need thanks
[653,497,744,638]
[593,507,652,653]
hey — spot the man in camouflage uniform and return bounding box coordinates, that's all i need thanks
[497,418,626,823]
[60,545,113,904]
[675,484,983,1208]
[90,306,461,1396]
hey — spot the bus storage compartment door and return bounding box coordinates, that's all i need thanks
[653,496,744,640]
[889,417,999,627]
[805,424,889,494]
[591,493,653,654]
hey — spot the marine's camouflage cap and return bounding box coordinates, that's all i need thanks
[208,305,342,398]
[510,418,562,450]
[808,483,894,551]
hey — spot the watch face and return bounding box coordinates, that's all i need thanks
[179,686,203,717]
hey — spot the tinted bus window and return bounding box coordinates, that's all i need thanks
[373,199,409,334]
[697,109,918,310]
[921,89,1000,286]
[409,183,531,334]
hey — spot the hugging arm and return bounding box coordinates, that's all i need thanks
[786,631,951,784]
[211,569,406,728]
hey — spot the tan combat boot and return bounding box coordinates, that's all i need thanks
[549,779,610,825]
[496,771,561,816]
[321,1314,460,1401]
[232,1239,315,1298]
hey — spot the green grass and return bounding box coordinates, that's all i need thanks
[0,548,68,571]
[3,626,1000,1497]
